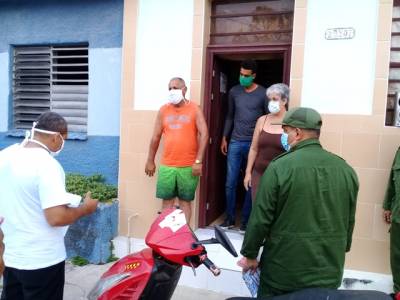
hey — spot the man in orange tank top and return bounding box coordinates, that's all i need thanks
[145,78,209,223]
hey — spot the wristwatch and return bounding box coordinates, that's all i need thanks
[195,159,202,164]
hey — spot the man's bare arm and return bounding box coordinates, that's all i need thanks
[145,110,163,177]
[44,192,98,226]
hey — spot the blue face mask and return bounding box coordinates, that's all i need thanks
[281,133,290,151]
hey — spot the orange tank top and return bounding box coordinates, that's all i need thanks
[160,101,198,167]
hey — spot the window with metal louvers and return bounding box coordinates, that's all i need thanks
[13,44,89,133]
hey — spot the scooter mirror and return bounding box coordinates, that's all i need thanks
[214,225,238,257]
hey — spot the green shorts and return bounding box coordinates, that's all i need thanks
[156,165,199,201]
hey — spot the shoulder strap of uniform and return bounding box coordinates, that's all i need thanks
[271,149,291,162]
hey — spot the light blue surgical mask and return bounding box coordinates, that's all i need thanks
[281,133,290,151]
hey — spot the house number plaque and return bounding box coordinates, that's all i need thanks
[325,27,355,40]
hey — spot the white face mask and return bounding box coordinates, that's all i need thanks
[268,100,281,114]
[167,89,184,105]
[22,123,65,157]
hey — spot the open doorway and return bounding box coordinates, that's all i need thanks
[199,46,291,227]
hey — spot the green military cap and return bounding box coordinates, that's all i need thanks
[278,107,322,129]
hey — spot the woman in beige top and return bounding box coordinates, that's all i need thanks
[244,83,290,201]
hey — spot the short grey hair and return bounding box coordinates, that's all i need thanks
[169,77,186,88]
[266,83,290,101]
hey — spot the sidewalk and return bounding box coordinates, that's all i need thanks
[0,260,396,299]
[64,261,236,300]
[0,262,233,300]
[0,262,236,300]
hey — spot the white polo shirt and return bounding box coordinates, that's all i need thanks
[0,144,71,270]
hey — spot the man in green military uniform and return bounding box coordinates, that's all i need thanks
[240,107,359,297]
[383,147,400,298]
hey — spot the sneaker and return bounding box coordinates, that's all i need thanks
[239,223,247,234]
[220,219,235,229]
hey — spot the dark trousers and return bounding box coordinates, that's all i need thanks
[391,222,400,293]
[1,261,65,300]
[225,140,252,225]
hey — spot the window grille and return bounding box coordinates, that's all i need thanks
[13,44,89,132]
[387,2,400,126]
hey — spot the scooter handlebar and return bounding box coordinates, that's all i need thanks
[203,257,221,276]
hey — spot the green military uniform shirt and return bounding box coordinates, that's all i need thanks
[241,138,359,297]
[383,147,400,223]
[383,147,400,293]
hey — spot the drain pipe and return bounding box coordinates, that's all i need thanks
[126,212,139,254]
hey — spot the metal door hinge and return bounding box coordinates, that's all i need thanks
[209,137,212,144]
[206,202,210,210]
[212,70,215,77]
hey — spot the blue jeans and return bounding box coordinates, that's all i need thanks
[225,140,252,225]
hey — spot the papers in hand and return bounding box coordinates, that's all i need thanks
[61,193,82,236]
[242,268,260,298]
[66,193,82,208]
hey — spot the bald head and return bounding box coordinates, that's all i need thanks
[168,77,186,90]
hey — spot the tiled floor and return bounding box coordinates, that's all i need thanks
[172,286,235,300]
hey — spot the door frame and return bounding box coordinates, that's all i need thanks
[198,44,292,227]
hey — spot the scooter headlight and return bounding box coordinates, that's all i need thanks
[87,273,130,300]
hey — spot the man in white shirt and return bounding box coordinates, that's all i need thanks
[0,112,98,300]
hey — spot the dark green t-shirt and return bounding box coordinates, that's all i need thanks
[223,84,267,141]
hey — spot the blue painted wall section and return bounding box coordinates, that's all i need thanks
[59,136,120,185]
[0,0,123,51]
[0,133,119,185]
[0,0,123,183]
[65,200,119,264]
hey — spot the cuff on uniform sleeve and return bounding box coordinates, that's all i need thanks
[240,249,259,260]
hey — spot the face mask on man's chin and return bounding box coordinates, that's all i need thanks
[23,124,65,157]
[51,135,65,157]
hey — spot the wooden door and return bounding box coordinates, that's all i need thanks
[200,56,228,226]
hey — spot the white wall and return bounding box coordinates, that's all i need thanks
[134,0,194,111]
[301,0,379,115]
[0,52,9,131]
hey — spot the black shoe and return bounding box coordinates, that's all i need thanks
[239,223,247,234]
[220,219,235,229]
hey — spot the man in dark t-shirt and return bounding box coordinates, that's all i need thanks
[220,60,267,232]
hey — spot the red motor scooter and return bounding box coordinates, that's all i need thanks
[88,208,238,300]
